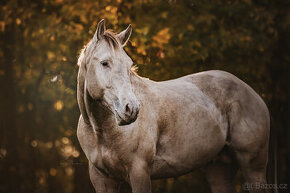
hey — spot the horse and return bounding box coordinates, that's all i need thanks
[77,19,273,193]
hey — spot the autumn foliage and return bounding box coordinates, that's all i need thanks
[0,0,289,193]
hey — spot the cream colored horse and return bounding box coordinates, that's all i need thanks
[77,19,271,193]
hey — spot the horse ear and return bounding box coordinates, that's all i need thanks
[117,24,132,47]
[93,19,106,41]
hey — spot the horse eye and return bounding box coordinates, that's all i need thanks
[101,61,109,67]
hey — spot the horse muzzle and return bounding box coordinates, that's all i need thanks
[114,101,140,126]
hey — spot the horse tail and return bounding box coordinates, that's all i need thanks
[267,116,278,193]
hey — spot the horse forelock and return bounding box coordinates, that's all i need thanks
[103,30,121,50]
[78,30,139,74]
[79,30,121,62]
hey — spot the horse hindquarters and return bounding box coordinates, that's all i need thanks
[228,99,270,193]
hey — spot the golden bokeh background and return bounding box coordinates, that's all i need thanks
[0,0,289,193]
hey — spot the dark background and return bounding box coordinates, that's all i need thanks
[0,0,289,193]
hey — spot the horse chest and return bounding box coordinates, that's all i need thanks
[91,145,128,179]
[77,124,128,179]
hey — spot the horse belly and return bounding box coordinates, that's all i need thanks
[151,133,225,179]
[151,105,227,179]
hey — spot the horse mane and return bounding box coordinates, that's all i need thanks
[131,65,139,75]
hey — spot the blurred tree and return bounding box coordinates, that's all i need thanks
[0,0,289,193]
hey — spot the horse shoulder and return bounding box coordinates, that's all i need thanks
[77,115,100,165]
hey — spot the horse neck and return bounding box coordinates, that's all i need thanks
[84,91,116,132]
[89,75,150,143]
[131,74,152,95]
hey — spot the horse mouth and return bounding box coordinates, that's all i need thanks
[114,110,137,126]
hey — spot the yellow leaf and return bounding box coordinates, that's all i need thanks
[75,23,84,30]
[105,6,111,11]
[16,18,21,25]
[0,21,5,32]
[54,100,64,111]
[47,51,55,60]
[152,28,171,48]
[161,12,168,19]
[49,168,57,176]
[193,40,201,48]
[187,24,195,31]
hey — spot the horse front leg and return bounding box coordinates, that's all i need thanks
[89,162,120,193]
[129,159,151,193]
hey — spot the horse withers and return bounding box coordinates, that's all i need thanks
[77,19,273,193]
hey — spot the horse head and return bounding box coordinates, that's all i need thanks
[77,19,140,126]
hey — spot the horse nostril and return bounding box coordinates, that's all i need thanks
[124,102,139,118]
[125,103,131,114]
